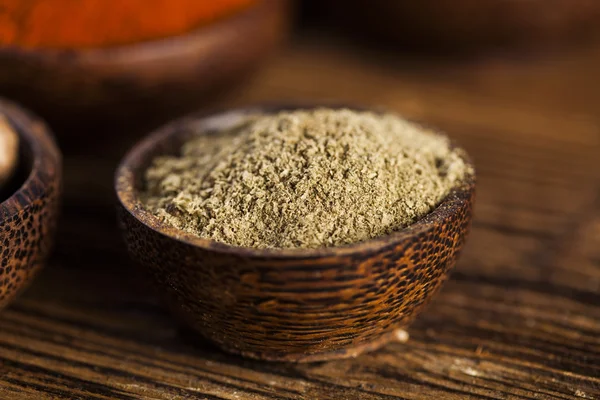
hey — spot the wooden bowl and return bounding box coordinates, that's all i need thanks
[115,105,476,362]
[0,0,290,133]
[329,0,600,52]
[0,98,62,309]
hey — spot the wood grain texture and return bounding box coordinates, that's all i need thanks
[1,34,599,398]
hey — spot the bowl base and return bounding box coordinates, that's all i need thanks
[218,328,410,363]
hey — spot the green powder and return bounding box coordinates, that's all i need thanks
[142,108,472,249]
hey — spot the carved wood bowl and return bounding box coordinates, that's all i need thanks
[0,0,290,133]
[0,98,62,309]
[115,105,476,362]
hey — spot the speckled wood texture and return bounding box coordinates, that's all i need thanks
[0,99,62,309]
[116,106,476,362]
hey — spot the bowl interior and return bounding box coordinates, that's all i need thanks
[116,106,475,258]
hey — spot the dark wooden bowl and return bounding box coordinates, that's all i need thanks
[0,0,290,133]
[115,105,476,362]
[0,98,62,309]
[328,0,600,52]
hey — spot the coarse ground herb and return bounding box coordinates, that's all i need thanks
[142,108,472,249]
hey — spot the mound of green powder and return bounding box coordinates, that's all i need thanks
[142,108,472,249]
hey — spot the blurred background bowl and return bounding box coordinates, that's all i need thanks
[0,98,61,309]
[319,0,600,52]
[0,0,291,136]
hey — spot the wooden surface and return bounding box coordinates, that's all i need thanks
[1,33,599,399]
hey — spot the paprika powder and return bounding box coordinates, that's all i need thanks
[0,0,257,49]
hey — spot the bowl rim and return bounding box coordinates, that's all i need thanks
[0,98,61,219]
[115,104,476,258]
[0,0,282,63]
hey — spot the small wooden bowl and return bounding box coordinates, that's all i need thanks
[115,105,476,362]
[0,98,62,309]
[0,0,290,132]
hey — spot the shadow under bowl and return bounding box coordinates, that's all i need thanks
[115,105,476,362]
[0,0,291,134]
[0,98,62,309]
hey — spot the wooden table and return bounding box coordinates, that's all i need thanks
[1,34,599,399]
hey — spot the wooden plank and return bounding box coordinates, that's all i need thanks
[1,35,599,399]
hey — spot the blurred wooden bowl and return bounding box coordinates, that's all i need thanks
[0,98,61,309]
[0,0,291,134]
[329,0,600,52]
[115,105,476,362]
